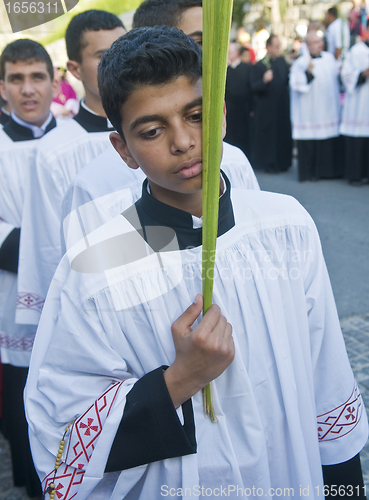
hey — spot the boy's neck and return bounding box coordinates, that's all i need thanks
[148,176,225,219]
[83,93,106,118]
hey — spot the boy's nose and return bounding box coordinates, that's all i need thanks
[170,125,195,154]
[21,79,35,95]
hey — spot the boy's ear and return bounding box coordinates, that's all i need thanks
[110,132,140,170]
[52,78,60,99]
[66,60,82,82]
[222,102,227,139]
[0,80,7,102]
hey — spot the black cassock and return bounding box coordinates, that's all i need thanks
[224,62,253,158]
[250,56,292,172]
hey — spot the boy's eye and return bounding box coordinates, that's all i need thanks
[140,128,161,140]
[189,112,202,123]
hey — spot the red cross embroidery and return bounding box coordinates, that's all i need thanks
[55,483,64,499]
[345,407,355,421]
[79,418,98,436]
[23,295,34,305]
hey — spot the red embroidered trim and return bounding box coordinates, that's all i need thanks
[17,292,45,312]
[317,382,362,442]
[42,381,124,499]
[0,332,34,351]
[294,122,338,130]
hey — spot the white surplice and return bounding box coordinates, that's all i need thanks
[0,129,38,366]
[16,119,112,327]
[25,188,367,500]
[340,42,369,137]
[290,51,340,140]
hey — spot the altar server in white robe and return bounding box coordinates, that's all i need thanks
[16,10,126,328]
[340,38,369,183]
[290,31,342,181]
[26,27,368,500]
[0,38,57,497]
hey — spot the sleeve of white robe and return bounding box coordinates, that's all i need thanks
[303,220,368,465]
[341,47,362,94]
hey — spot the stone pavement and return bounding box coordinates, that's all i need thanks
[0,314,369,499]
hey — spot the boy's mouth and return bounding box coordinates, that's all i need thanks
[175,158,202,179]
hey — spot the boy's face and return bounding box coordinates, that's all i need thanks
[111,76,226,212]
[177,6,203,46]
[0,60,54,126]
[67,27,125,102]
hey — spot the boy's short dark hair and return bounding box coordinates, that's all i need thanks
[133,0,202,29]
[239,46,250,55]
[266,34,277,47]
[327,6,338,18]
[98,26,202,138]
[0,39,53,81]
[66,10,125,63]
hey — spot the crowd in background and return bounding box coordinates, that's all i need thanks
[224,3,369,183]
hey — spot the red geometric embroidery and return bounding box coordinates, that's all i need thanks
[42,381,124,499]
[317,382,362,442]
[17,292,45,312]
[79,418,98,436]
[0,331,34,351]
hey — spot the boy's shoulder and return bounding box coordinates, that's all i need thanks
[231,187,313,233]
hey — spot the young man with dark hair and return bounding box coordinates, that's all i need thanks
[250,34,292,173]
[0,38,57,498]
[26,27,367,500]
[132,0,203,45]
[323,6,350,60]
[61,0,259,257]
[15,10,125,331]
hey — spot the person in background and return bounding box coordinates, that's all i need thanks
[250,34,292,173]
[0,38,57,499]
[50,67,79,119]
[323,6,350,61]
[290,30,342,181]
[340,30,369,183]
[239,46,251,64]
[15,10,126,332]
[224,42,253,157]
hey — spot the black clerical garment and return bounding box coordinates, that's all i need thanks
[250,56,292,172]
[224,62,253,157]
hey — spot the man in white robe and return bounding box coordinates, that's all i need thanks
[0,38,57,497]
[26,27,368,500]
[15,10,126,328]
[340,38,369,183]
[290,31,342,181]
[323,6,350,62]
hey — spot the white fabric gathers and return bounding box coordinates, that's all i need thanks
[0,128,38,366]
[340,42,369,137]
[16,120,112,327]
[25,188,367,499]
[290,52,340,140]
[61,142,260,255]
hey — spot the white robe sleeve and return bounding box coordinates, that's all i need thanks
[341,47,363,94]
[290,55,311,94]
[304,220,368,464]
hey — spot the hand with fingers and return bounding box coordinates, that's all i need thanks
[164,294,235,408]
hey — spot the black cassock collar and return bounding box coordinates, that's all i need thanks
[122,170,235,251]
[2,116,56,142]
[73,103,115,133]
[0,110,10,126]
